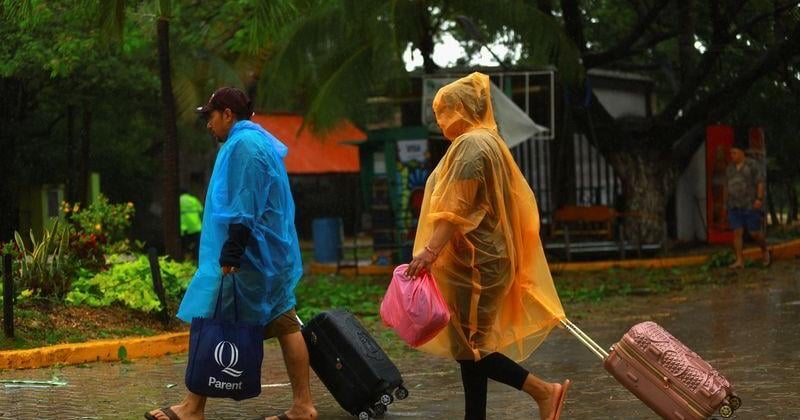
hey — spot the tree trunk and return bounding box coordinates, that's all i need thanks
[415,1,437,74]
[561,0,587,52]
[157,17,181,259]
[535,0,554,16]
[552,107,577,208]
[0,133,18,242]
[787,180,798,223]
[767,182,780,226]
[78,108,92,204]
[1,80,22,242]
[608,152,674,244]
[677,0,695,79]
[66,104,77,203]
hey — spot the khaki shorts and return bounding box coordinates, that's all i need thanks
[263,308,301,340]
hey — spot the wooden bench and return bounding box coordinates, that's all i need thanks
[547,205,625,261]
[546,205,665,261]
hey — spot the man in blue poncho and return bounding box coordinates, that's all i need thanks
[146,88,317,420]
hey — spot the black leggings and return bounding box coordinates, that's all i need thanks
[458,352,529,420]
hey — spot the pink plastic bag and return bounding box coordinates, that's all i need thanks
[380,264,451,347]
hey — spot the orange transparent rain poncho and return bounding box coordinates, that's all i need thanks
[414,72,565,362]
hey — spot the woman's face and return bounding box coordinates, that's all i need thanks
[434,99,469,141]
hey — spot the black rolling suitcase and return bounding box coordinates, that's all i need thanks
[302,309,409,419]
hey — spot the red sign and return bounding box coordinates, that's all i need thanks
[706,125,734,244]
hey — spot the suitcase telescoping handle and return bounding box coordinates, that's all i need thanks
[560,318,609,360]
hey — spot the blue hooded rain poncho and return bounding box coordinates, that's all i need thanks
[177,120,303,326]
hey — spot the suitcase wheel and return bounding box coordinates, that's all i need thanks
[379,393,393,406]
[729,395,742,411]
[357,410,371,420]
[719,404,733,418]
[372,403,387,417]
[394,386,409,401]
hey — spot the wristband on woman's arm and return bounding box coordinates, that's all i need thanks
[219,223,251,268]
[424,245,439,258]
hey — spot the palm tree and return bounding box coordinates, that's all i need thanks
[155,0,181,259]
[257,0,580,132]
[260,0,800,244]
[98,0,293,258]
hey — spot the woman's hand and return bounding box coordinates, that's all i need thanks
[405,246,438,278]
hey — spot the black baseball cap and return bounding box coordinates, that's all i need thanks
[195,87,253,120]
[732,127,749,151]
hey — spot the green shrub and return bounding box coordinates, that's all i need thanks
[63,194,135,254]
[66,254,196,312]
[702,251,735,270]
[13,220,77,298]
[294,275,386,321]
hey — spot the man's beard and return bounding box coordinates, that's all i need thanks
[210,131,224,144]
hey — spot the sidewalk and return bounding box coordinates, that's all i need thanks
[2,239,798,373]
[1,260,799,418]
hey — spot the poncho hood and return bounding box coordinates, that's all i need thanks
[432,72,498,141]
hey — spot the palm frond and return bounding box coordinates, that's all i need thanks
[240,0,297,54]
[303,43,372,132]
[446,0,584,83]
[173,49,245,124]
[257,0,408,132]
[99,0,127,40]
[1,0,32,20]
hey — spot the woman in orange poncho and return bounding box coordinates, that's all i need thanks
[405,73,570,420]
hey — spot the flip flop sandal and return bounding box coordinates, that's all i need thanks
[144,406,180,420]
[762,250,772,267]
[257,413,290,420]
[552,379,572,420]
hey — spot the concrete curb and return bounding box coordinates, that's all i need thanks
[3,239,798,371]
[0,332,188,370]
[312,239,800,275]
[551,238,800,272]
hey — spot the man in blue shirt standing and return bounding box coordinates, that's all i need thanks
[146,87,316,420]
[725,130,769,269]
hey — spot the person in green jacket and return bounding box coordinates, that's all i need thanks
[180,189,203,260]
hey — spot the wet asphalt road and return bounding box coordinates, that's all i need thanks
[1,260,798,419]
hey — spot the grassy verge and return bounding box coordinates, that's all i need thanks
[0,255,767,354]
[0,300,186,350]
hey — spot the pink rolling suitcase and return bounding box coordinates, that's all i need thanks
[563,319,742,419]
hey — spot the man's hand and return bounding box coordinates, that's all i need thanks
[221,266,239,275]
[753,198,763,210]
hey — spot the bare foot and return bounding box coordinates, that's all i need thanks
[146,403,204,420]
[534,381,562,420]
[728,262,744,270]
[264,406,317,420]
[536,379,571,420]
[762,250,771,267]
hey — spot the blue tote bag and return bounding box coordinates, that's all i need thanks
[185,274,263,400]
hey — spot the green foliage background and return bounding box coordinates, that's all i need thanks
[66,254,196,312]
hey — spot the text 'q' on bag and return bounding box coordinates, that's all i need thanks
[185,274,264,400]
[380,264,450,347]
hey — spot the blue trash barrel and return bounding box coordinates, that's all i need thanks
[312,217,342,263]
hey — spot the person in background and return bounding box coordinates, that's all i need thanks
[146,87,316,420]
[725,128,770,269]
[405,73,571,420]
[179,189,203,260]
